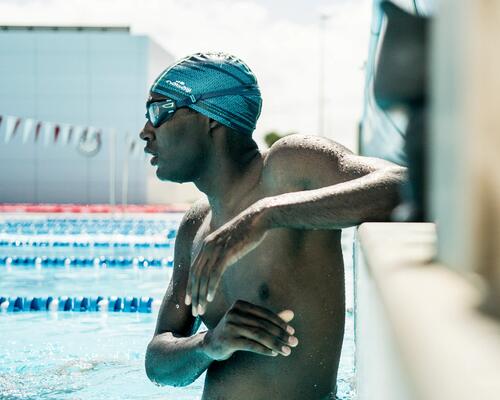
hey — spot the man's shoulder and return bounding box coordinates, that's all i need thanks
[262,134,352,190]
[176,198,210,244]
[264,134,352,161]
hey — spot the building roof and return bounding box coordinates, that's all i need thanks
[0,25,130,32]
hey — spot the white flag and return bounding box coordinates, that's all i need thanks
[43,122,53,147]
[21,118,35,144]
[59,124,71,146]
[85,126,95,145]
[72,125,84,147]
[4,116,20,144]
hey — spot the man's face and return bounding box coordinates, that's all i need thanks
[140,93,210,183]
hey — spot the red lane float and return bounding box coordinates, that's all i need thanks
[0,203,190,213]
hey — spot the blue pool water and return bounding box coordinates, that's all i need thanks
[0,214,356,399]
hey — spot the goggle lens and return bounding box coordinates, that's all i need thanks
[146,99,177,128]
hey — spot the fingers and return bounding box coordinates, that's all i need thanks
[185,248,205,307]
[197,246,223,314]
[186,238,217,315]
[191,256,207,316]
[205,257,225,304]
[277,310,295,324]
[188,241,225,316]
[234,300,295,335]
[232,337,278,357]
[229,323,292,356]
[227,300,298,356]
[228,312,298,352]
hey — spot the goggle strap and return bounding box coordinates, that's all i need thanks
[175,84,259,107]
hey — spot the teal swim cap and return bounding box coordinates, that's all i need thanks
[150,52,262,135]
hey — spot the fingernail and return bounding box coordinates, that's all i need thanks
[286,325,295,335]
[197,304,204,315]
[271,351,278,357]
[185,295,191,305]
[282,346,291,356]
[192,307,198,317]
[288,336,298,347]
[278,310,294,323]
[207,293,214,302]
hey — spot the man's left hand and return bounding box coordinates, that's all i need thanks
[185,202,271,316]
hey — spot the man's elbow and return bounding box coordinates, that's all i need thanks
[380,165,408,212]
[145,339,193,388]
[387,165,408,184]
[145,340,165,385]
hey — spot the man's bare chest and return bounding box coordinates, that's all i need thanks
[190,216,306,329]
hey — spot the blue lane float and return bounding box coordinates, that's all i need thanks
[0,219,178,237]
[0,256,174,268]
[0,240,173,248]
[0,296,155,313]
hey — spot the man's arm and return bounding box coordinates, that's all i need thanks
[187,134,407,314]
[146,201,299,386]
[145,200,212,387]
[260,135,406,229]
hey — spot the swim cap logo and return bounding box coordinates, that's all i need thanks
[165,80,192,94]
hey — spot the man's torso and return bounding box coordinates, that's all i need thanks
[190,158,346,400]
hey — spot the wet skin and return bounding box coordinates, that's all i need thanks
[142,93,405,399]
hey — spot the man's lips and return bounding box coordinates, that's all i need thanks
[144,147,159,165]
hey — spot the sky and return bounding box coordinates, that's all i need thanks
[0,0,372,150]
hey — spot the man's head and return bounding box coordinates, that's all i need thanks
[140,52,262,182]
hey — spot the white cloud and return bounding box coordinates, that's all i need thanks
[0,0,371,150]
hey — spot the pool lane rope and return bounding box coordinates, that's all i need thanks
[0,256,174,268]
[0,296,160,313]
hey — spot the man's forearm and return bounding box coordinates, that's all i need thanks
[145,331,212,387]
[261,167,406,230]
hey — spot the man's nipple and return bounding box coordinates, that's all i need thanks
[258,283,270,301]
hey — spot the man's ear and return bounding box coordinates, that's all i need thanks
[208,118,222,137]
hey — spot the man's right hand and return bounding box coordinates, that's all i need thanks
[201,300,299,361]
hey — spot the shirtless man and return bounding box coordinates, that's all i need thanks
[142,53,405,400]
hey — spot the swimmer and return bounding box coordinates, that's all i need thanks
[141,52,406,400]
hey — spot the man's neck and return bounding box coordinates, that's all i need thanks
[194,149,262,227]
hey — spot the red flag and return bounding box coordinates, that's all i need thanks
[54,125,60,143]
[34,122,42,142]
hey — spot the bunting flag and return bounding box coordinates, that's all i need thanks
[0,114,117,159]
[86,126,98,146]
[21,118,35,144]
[72,125,85,147]
[3,116,21,143]
[53,125,60,143]
[34,121,42,142]
[59,124,71,146]
[43,122,54,147]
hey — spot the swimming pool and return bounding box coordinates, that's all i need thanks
[0,213,356,399]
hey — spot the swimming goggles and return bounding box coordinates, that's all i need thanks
[145,84,259,128]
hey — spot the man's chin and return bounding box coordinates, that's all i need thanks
[156,168,189,184]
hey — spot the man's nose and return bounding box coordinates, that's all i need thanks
[140,122,155,142]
